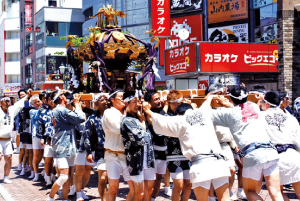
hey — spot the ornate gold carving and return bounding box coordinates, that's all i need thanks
[89,4,127,29]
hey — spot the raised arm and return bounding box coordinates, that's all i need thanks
[143,102,185,138]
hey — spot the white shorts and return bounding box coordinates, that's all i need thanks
[278,149,300,185]
[243,159,279,181]
[75,152,95,166]
[19,142,25,149]
[131,168,156,183]
[0,141,13,156]
[32,137,44,150]
[221,143,236,168]
[25,144,32,149]
[171,170,190,180]
[97,161,106,171]
[54,156,75,169]
[155,159,167,175]
[192,176,229,190]
[44,145,54,158]
[106,160,131,181]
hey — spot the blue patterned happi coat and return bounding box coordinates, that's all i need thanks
[83,110,105,163]
[52,105,86,158]
[121,113,155,176]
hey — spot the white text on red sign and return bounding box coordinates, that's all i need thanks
[169,46,190,58]
[157,0,166,34]
[205,53,278,64]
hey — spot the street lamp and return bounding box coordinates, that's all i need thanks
[59,62,66,74]
[59,62,70,89]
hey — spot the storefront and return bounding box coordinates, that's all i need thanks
[164,42,278,90]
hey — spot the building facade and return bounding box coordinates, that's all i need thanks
[0,0,21,97]
[20,0,84,89]
[277,0,300,103]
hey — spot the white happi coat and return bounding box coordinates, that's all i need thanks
[263,107,300,185]
[0,98,25,139]
[215,125,236,167]
[103,107,126,161]
[151,97,230,184]
[212,101,279,168]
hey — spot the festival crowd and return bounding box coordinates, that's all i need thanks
[0,83,300,201]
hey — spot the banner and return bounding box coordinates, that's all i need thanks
[208,23,248,43]
[171,0,203,14]
[208,0,248,24]
[209,74,240,86]
[160,14,203,65]
[25,2,32,25]
[3,84,22,97]
[152,0,170,37]
[200,43,278,73]
[165,43,197,76]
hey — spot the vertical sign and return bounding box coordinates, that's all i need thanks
[25,2,32,25]
[159,14,203,65]
[152,0,171,37]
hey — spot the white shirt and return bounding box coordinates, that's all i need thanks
[151,97,230,183]
[0,98,25,138]
[212,101,279,167]
[103,107,125,152]
[263,107,300,149]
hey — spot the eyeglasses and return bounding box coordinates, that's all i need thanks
[260,101,266,104]
[284,97,290,101]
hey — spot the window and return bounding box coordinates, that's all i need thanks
[68,22,83,37]
[20,12,23,31]
[25,64,33,84]
[254,24,277,43]
[46,22,58,36]
[48,0,57,7]
[24,33,33,56]
[36,22,45,50]
[253,3,277,43]
[83,7,93,21]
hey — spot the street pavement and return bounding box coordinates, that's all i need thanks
[0,150,298,201]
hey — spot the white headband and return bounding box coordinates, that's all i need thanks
[52,86,62,102]
[0,97,10,102]
[169,97,183,103]
[230,91,248,100]
[108,90,123,99]
[92,93,108,102]
[124,90,141,103]
[264,98,279,107]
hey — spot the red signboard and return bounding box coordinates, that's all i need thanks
[200,43,278,73]
[3,92,18,97]
[25,2,32,25]
[198,80,208,89]
[152,0,170,37]
[36,27,41,33]
[165,43,197,76]
[160,14,203,66]
[29,46,33,54]
[26,26,32,32]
